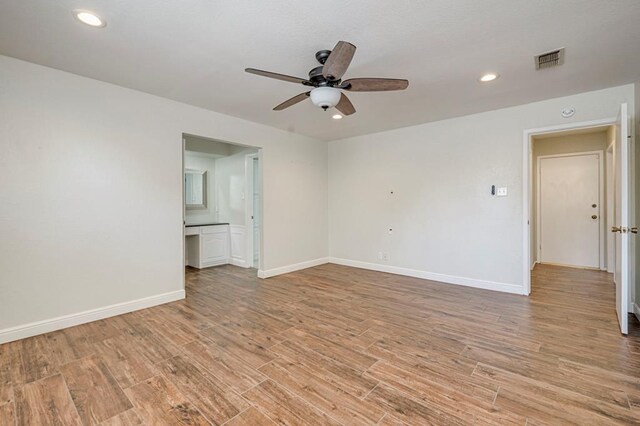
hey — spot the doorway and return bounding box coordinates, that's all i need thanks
[181,134,262,279]
[523,105,634,335]
[537,151,603,269]
[531,127,611,272]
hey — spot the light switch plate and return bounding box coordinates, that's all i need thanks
[496,187,508,197]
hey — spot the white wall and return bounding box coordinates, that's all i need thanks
[215,149,257,226]
[184,151,217,225]
[328,84,634,294]
[0,55,328,338]
[0,51,635,340]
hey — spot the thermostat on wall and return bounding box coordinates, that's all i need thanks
[561,107,575,118]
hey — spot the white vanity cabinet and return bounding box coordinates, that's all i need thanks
[185,224,230,268]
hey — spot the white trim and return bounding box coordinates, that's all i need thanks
[606,143,615,273]
[258,257,330,278]
[244,150,264,269]
[258,256,525,294]
[530,260,537,271]
[230,259,248,268]
[629,112,637,314]
[201,258,229,268]
[181,137,186,291]
[328,258,525,295]
[634,303,640,322]
[0,290,185,344]
[523,117,617,295]
[535,150,605,269]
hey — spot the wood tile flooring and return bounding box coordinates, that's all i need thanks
[1,263,639,425]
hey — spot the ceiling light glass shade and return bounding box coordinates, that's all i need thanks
[310,87,341,108]
[480,73,498,82]
[74,10,106,27]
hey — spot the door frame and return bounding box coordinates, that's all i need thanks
[606,142,615,274]
[536,150,605,269]
[244,151,262,270]
[522,117,616,295]
[181,136,186,290]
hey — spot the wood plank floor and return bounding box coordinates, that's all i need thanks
[1,263,639,425]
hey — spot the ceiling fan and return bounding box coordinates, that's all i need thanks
[245,41,409,117]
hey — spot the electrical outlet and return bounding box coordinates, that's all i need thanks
[378,252,384,261]
[388,227,393,235]
[382,252,389,261]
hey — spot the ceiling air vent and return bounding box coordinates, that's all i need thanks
[535,48,565,70]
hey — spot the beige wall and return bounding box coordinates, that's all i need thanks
[531,131,610,266]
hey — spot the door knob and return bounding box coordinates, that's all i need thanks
[612,226,622,233]
[591,215,598,220]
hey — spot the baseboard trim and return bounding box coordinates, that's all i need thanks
[230,259,249,268]
[328,257,525,295]
[0,289,185,344]
[258,257,330,279]
[530,261,538,271]
[634,303,640,322]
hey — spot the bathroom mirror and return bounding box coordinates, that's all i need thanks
[185,169,207,210]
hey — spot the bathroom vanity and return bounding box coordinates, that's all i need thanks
[185,223,230,268]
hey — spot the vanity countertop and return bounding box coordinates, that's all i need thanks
[185,223,229,227]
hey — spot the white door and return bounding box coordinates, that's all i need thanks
[539,153,600,268]
[614,103,629,335]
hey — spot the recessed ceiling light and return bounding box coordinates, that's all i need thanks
[73,10,106,27]
[480,73,499,82]
[332,114,343,120]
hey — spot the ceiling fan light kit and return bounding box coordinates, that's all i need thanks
[245,41,409,117]
[310,87,341,109]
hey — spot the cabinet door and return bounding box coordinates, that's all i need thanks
[201,232,228,263]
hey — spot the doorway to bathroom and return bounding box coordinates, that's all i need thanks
[182,133,262,277]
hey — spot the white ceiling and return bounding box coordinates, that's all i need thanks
[1,1,639,141]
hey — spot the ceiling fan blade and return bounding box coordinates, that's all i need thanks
[245,68,311,85]
[273,92,310,111]
[342,78,409,92]
[322,41,356,81]
[335,93,356,116]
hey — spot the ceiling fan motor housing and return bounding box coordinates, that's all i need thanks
[310,87,341,109]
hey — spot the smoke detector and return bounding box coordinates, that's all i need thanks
[535,48,565,70]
